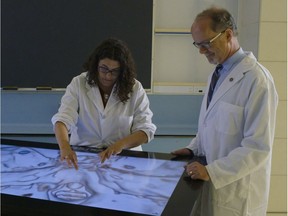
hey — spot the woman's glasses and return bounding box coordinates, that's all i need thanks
[98,65,120,77]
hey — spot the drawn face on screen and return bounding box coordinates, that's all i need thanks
[1,145,186,216]
[46,154,101,204]
[1,147,101,204]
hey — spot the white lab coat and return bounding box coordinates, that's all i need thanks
[188,52,278,216]
[52,72,156,150]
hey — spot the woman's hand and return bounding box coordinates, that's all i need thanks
[60,145,78,170]
[54,121,78,170]
[99,142,124,163]
[99,131,147,163]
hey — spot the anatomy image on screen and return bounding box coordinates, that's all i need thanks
[1,144,186,215]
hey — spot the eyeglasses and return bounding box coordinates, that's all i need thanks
[98,65,120,77]
[193,30,225,49]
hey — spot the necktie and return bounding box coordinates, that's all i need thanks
[207,64,223,108]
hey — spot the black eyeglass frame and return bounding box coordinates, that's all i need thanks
[98,65,121,77]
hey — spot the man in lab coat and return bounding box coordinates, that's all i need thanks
[172,7,278,216]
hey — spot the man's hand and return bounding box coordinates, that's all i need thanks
[171,148,193,156]
[185,161,210,181]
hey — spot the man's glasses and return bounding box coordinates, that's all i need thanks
[193,30,226,49]
[98,65,120,77]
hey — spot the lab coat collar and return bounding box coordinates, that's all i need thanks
[85,82,120,113]
[206,52,257,112]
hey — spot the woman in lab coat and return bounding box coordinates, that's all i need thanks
[172,7,278,216]
[52,38,156,169]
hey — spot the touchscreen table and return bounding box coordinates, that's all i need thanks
[1,139,203,216]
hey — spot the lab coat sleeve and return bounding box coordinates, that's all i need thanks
[186,134,203,156]
[51,76,80,132]
[206,71,278,189]
[131,82,156,142]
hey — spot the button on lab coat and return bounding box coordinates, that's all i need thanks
[52,72,156,150]
[188,52,278,216]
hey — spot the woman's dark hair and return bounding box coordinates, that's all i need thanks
[83,38,136,103]
[196,7,238,36]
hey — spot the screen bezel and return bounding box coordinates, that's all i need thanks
[1,138,204,216]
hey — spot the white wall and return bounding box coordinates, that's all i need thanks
[237,0,260,56]
[258,0,287,214]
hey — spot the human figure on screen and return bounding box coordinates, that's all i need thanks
[51,38,156,168]
[171,7,278,216]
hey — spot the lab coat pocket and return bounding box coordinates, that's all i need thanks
[214,178,249,211]
[216,102,244,135]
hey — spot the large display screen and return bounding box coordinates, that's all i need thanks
[1,139,192,216]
